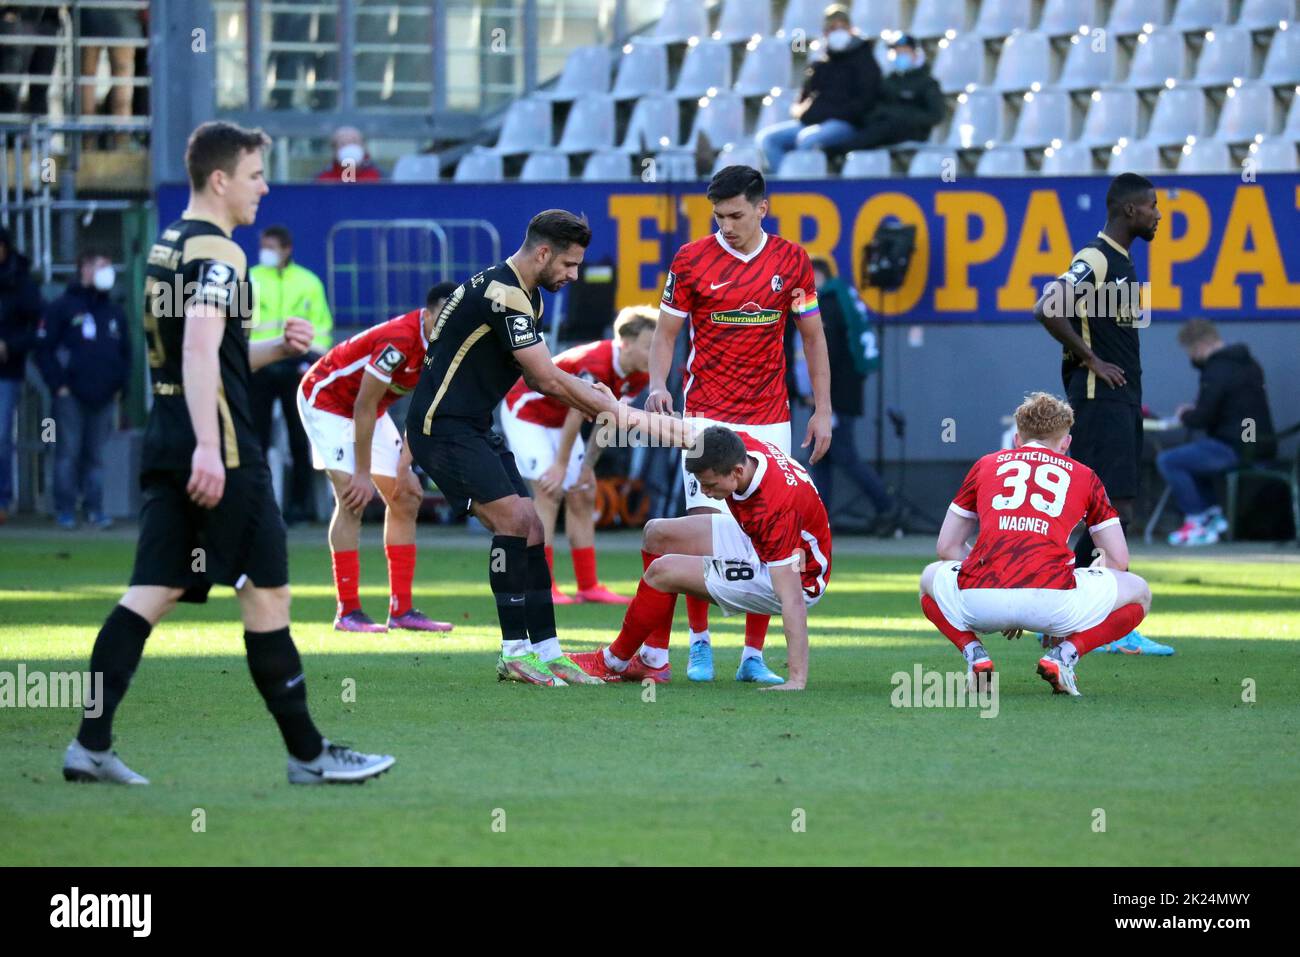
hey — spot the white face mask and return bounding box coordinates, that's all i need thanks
[337,143,365,166]
[827,28,852,52]
[92,265,115,291]
[259,247,281,269]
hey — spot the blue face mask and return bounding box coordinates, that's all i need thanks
[894,52,915,72]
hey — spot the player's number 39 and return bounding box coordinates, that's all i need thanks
[991,460,1070,517]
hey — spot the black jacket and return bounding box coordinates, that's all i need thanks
[35,282,131,406]
[0,238,43,381]
[1179,343,1276,461]
[801,36,882,128]
[869,63,945,132]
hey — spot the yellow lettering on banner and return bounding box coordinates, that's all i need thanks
[770,193,842,269]
[851,192,928,315]
[933,192,1006,311]
[609,194,676,309]
[1149,188,1209,311]
[1201,185,1300,309]
[997,190,1075,311]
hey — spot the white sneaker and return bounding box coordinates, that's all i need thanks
[62,739,149,785]
[1036,648,1081,697]
[287,740,395,785]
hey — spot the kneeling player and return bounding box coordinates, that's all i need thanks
[571,426,832,690]
[919,393,1152,697]
[298,283,456,633]
[500,305,655,604]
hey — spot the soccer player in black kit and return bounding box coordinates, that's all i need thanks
[1032,171,1173,656]
[62,122,395,784]
[406,210,629,687]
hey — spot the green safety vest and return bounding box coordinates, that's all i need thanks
[248,261,333,351]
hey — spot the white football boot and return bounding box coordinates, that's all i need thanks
[1036,647,1081,697]
[287,740,395,784]
[62,739,149,785]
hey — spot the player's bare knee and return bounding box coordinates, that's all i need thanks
[565,483,594,511]
[644,557,671,590]
[643,518,670,554]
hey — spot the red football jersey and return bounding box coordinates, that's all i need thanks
[300,308,426,417]
[661,231,819,425]
[727,431,833,598]
[503,339,648,427]
[949,443,1120,590]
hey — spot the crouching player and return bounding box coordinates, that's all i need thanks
[571,425,832,690]
[500,305,656,604]
[920,393,1152,697]
[297,283,457,633]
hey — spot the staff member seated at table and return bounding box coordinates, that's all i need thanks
[1160,319,1276,546]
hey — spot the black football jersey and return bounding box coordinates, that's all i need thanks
[1058,231,1143,406]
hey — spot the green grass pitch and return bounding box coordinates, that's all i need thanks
[1,532,1298,866]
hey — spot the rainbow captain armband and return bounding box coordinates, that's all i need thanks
[793,291,820,319]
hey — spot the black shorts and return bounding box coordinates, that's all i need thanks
[1069,399,1143,501]
[129,464,289,602]
[407,418,528,515]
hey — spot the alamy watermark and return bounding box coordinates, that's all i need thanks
[0,665,103,717]
[890,665,1000,719]
[1040,278,1153,328]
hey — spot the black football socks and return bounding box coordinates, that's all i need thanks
[244,627,324,762]
[77,604,152,752]
[490,535,530,654]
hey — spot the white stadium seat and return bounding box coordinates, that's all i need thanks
[734,36,793,97]
[1261,26,1300,85]
[974,0,1034,39]
[712,144,765,175]
[852,0,907,38]
[1040,0,1105,37]
[1215,81,1278,141]
[976,145,1029,174]
[557,95,616,153]
[1109,0,1171,35]
[582,150,633,181]
[1176,138,1234,171]
[947,89,1005,147]
[1194,26,1254,87]
[621,93,680,151]
[1126,29,1190,89]
[756,87,794,130]
[1056,28,1118,89]
[1107,138,1163,172]
[1078,87,1141,145]
[391,153,441,182]
[613,41,669,98]
[932,33,987,93]
[453,150,504,182]
[910,0,971,40]
[537,46,611,101]
[1143,85,1209,143]
[779,0,828,39]
[650,0,709,44]
[1239,0,1297,31]
[674,38,733,98]
[776,149,829,178]
[715,0,772,43]
[1041,141,1098,173]
[841,149,893,176]
[655,149,699,180]
[992,31,1054,91]
[908,148,959,176]
[1010,89,1075,146]
[688,90,746,149]
[519,151,570,181]
[1248,137,1299,171]
[1171,0,1232,31]
[492,98,552,154]
[1288,92,1300,135]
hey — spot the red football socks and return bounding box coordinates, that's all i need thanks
[744,614,770,651]
[921,593,978,652]
[611,551,677,659]
[572,545,599,592]
[332,550,362,617]
[544,545,555,580]
[686,594,710,633]
[1068,603,1147,657]
[385,543,416,616]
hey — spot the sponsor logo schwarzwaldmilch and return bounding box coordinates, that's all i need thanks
[710,301,781,325]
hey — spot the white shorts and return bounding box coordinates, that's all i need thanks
[702,511,821,617]
[499,406,586,490]
[682,417,792,512]
[297,390,403,478]
[930,560,1118,636]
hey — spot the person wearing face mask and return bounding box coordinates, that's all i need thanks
[754,5,881,174]
[249,224,333,524]
[315,126,384,182]
[836,33,945,155]
[0,226,43,524]
[35,250,131,529]
[1158,319,1277,546]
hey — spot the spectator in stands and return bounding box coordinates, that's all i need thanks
[754,4,881,173]
[35,250,130,530]
[0,227,43,524]
[1159,319,1277,546]
[316,126,384,182]
[0,4,60,116]
[836,33,944,155]
[249,225,334,524]
[80,3,144,130]
[795,258,897,533]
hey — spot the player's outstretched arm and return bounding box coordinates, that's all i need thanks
[796,313,834,464]
[765,561,809,691]
[1089,521,1130,572]
[646,307,684,414]
[182,304,228,508]
[249,315,314,373]
[515,342,616,419]
[936,509,977,560]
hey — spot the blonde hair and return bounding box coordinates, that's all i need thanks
[1013,392,1075,441]
[613,305,658,340]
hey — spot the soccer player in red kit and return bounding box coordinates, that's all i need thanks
[647,165,832,685]
[919,393,1152,696]
[297,283,456,633]
[501,306,655,605]
[571,426,832,690]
